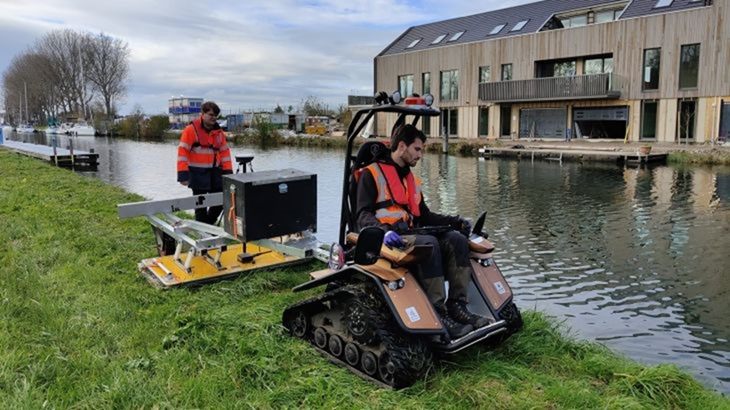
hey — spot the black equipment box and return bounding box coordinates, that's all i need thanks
[222,169,317,242]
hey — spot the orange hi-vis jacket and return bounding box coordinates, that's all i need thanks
[177,118,233,190]
[363,162,422,227]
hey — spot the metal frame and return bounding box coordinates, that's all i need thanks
[119,193,323,274]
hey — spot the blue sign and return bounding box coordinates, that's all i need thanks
[0,127,4,145]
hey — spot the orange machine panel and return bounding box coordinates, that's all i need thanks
[471,258,512,310]
[383,272,442,331]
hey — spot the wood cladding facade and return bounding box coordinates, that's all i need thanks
[374,3,729,143]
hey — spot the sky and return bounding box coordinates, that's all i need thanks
[0,0,534,115]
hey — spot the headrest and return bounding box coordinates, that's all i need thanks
[354,141,388,170]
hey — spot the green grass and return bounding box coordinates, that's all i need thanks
[1,148,728,408]
[668,149,730,165]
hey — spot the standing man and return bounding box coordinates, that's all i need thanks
[177,101,233,224]
[356,124,491,339]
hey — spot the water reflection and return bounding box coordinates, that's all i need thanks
[5,132,730,393]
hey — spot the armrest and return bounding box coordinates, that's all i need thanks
[347,232,433,265]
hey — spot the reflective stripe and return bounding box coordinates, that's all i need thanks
[372,165,389,203]
[219,144,229,151]
[220,156,231,162]
[188,162,215,168]
[177,156,188,162]
[179,142,191,150]
[192,147,216,155]
[375,208,409,221]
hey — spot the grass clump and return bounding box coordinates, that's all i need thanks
[0,148,728,408]
[668,149,730,165]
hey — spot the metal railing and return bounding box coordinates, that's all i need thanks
[479,73,621,103]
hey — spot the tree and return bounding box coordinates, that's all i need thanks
[273,104,284,114]
[35,30,90,118]
[85,33,130,117]
[2,29,131,124]
[301,95,333,117]
[287,105,293,113]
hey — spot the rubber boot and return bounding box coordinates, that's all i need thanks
[435,304,473,339]
[447,299,492,329]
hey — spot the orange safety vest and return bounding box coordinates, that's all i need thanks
[177,118,233,189]
[364,162,422,227]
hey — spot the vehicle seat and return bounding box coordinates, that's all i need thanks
[347,141,389,233]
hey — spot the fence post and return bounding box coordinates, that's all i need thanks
[52,135,58,166]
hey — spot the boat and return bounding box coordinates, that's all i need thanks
[16,124,35,133]
[66,123,96,136]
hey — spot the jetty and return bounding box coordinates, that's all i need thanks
[0,140,99,169]
[478,144,667,165]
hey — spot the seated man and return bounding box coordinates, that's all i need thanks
[356,124,490,339]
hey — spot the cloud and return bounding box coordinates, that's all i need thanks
[0,0,535,115]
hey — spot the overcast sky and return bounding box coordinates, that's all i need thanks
[0,0,533,115]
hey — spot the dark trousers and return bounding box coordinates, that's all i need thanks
[192,188,223,225]
[407,231,473,307]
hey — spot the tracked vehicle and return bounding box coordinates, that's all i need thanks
[282,92,523,388]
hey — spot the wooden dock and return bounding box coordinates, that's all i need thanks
[478,145,667,165]
[0,140,99,169]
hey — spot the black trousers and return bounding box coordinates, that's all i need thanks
[192,188,223,225]
[406,231,473,307]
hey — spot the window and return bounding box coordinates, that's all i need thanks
[422,72,431,95]
[554,61,576,77]
[642,48,661,91]
[489,24,506,35]
[422,115,431,136]
[479,66,490,83]
[511,20,529,31]
[398,74,414,97]
[440,70,459,101]
[431,34,447,45]
[678,99,697,140]
[449,109,458,135]
[479,107,489,136]
[595,10,618,23]
[561,15,587,28]
[654,0,673,8]
[641,100,658,140]
[448,31,465,42]
[585,57,613,75]
[406,38,421,49]
[679,44,700,89]
[501,64,513,81]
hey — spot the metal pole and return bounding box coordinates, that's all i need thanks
[52,135,58,166]
[24,81,28,125]
[69,138,74,167]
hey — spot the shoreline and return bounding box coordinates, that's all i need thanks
[0,147,727,407]
[225,133,730,165]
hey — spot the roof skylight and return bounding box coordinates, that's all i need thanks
[431,34,447,44]
[489,24,506,35]
[511,19,529,31]
[448,31,465,42]
[406,38,421,49]
[654,0,673,7]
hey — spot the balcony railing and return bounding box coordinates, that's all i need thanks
[479,73,621,103]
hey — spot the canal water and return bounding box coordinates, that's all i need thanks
[7,132,730,393]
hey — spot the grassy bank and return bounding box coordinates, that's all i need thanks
[1,149,727,408]
[668,149,730,166]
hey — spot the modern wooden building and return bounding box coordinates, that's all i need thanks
[374,0,729,143]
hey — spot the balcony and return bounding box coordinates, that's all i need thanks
[479,73,621,103]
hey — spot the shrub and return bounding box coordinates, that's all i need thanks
[143,116,170,140]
